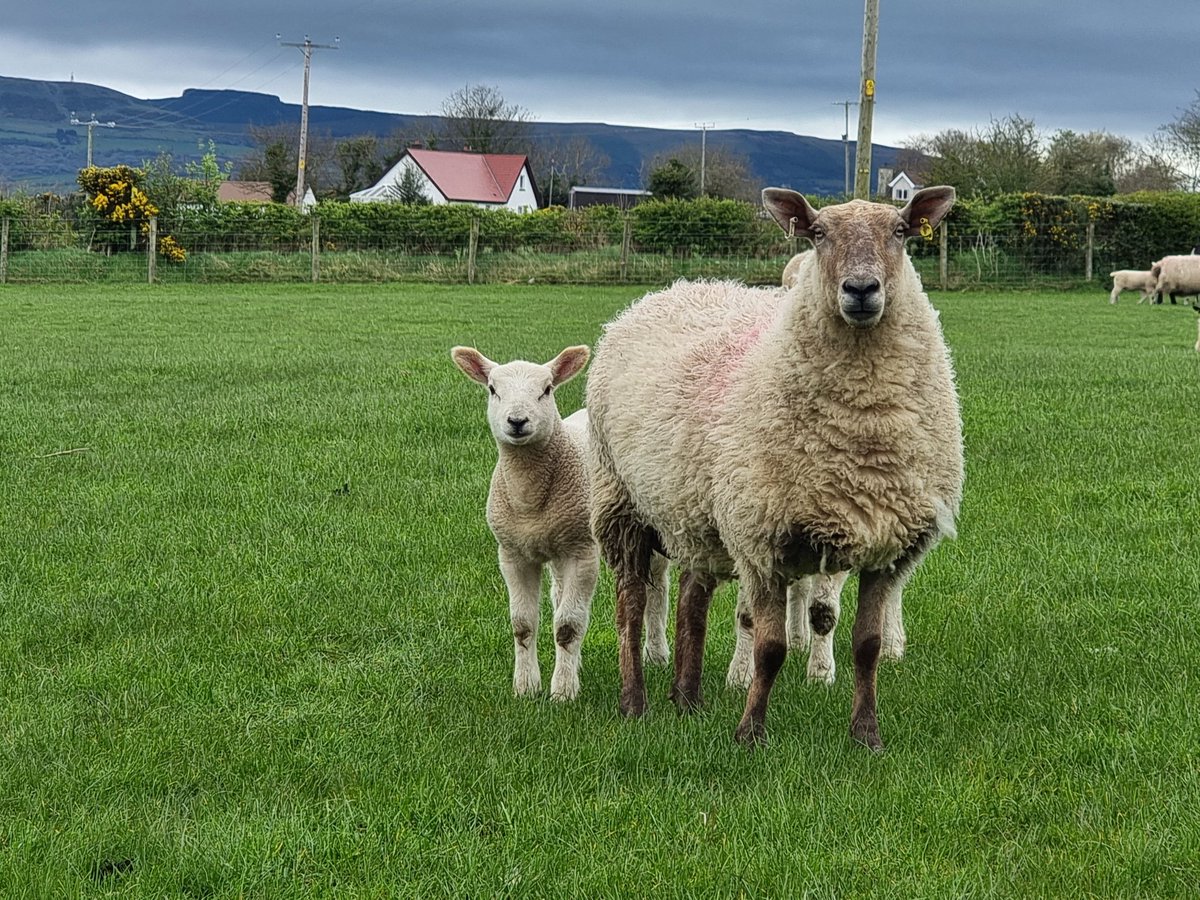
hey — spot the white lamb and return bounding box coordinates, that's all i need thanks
[1151,255,1200,305]
[588,187,963,750]
[1108,269,1158,305]
[452,345,669,700]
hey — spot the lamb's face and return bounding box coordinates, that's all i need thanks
[484,360,561,447]
[810,201,908,329]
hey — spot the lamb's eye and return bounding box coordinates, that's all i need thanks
[541,385,552,398]
[488,384,497,397]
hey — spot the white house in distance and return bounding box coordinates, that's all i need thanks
[350,148,539,212]
[875,167,921,202]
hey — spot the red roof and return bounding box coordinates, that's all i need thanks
[408,148,529,204]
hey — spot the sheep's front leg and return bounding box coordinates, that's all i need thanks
[880,577,907,660]
[734,572,788,747]
[806,571,849,685]
[499,547,543,697]
[548,551,599,701]
[725,585,756,690]
[669,570,717,712]
[643,553,671,667]
[850,569,895,752]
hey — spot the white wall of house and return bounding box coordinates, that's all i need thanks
[506,169,538,213]
[349,155,539,212]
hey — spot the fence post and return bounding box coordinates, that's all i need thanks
[147,216,157,284]
[1085,222,1094,281]
[939,221,948,291]
[311,214,320,283]
[1,217,9,284]
[620,215,632,282]
[468,217,479,285]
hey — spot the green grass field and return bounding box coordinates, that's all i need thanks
[1,283,1198,897]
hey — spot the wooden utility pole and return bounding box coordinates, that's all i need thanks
[695,122,714,195]
[281,35,339,208]
[69,112,116,168]
[853,0,880,199]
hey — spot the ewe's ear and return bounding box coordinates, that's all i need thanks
[451,346,495,385]
[899,186,956,236]
[762,188,820,238]
[547,345,590,386]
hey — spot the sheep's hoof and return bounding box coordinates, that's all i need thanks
[668,682,703,713]
[619,686,647,718]
[733,717,767,749]
[513,671,542,697]
[549,674,579,701]
[850,714,885,752]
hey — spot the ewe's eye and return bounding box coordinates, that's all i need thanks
[811,226,826,242]
[894,224,908,238]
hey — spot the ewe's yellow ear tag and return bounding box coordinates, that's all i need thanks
[919,217,934,241]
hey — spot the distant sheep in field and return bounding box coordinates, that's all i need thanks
[1150,255,1200,305]
[1108,270,1158,305]
[588,186,963,750]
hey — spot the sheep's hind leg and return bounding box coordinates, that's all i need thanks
[548,551,598,701]
[806,571,849,685]
[879,577,907,660]
[642,553,671,667]
[725,585,756,690]
[849,569,895,752]
[669,570,717,712]
[499,548,543,697]
[733,572,788,747]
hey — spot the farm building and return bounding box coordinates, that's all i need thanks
[350,148,539,212]
[567,186,653,210]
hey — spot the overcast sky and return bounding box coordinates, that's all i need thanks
[4,0,1198,147]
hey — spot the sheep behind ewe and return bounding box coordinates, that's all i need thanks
[588,187,963,750]
[1151,255,1200,305]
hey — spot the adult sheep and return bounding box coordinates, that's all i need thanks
[1151,255,1200,305]
[588,187,963,750]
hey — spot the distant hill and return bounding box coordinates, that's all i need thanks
[0,74,903,196]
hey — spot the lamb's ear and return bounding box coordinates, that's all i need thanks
[762,188,819,237]
[451,346,495,385]
[547,345,590,386]
[899,186,956,236]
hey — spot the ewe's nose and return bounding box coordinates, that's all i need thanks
[841,277,881,303]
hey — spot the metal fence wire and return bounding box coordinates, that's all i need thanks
[0,213,1168,291]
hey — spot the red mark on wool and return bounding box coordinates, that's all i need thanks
[698,323,766,406]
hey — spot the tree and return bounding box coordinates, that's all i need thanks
[646,158,698,200]
[386,165,431,205]
[239,124,339,201]
[1160,90,1200,191]
[1042,130,1128,196]
[1115,139,1183,193]
[905,115,1046,198]
[438,84,532,154]
[335,135,385,198]
[645,144,757,202]
[528,137,610,206]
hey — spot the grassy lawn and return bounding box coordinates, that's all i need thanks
[1,282,1198,897]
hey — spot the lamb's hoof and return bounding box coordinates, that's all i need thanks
[850,714,885,753]
[619,686,647,718]
[725,658,752,692]
[549,673,579,701]
[806,660,836,686]
[786,628,811,652]
[880,641,906,661]
[668,682,703,713]
[513,672,542,697]
[734,717,767,749]
[643,643,670,667]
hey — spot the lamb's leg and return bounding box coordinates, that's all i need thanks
[785,578,812,652]
[725,585,755,690]
[547,551,599,701]
[643,552,671,667]
[733,572,788,747]
[880,577,907,660]
[669,570,717,712]
[499,547,542,697]
[806,571,849,685]
[850,569,894,752]
[1109,286,1120,304]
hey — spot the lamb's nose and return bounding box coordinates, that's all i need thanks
[842,278,881,302]
[507,416,529,432]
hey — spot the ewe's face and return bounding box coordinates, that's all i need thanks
[484,360,561,447]
[810,201,907,329]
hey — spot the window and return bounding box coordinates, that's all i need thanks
[519,175,526,190]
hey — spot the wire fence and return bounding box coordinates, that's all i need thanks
[0,213,1144,291]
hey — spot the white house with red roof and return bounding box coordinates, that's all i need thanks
[350,148,539,211]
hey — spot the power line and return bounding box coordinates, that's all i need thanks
[695,122,714,195]
[280,34,339,207]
